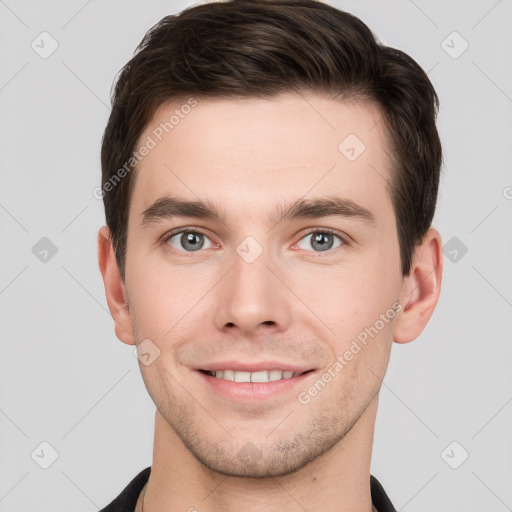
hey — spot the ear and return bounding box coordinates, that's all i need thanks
[97,225,135,345]
[393,227,443,344]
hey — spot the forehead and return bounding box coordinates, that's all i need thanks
[129,92,394,226]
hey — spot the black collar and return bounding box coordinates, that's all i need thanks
[99,467,397,512]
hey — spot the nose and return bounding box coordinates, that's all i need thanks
[213,243,292,337]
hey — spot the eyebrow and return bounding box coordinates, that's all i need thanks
[140,195,376,228]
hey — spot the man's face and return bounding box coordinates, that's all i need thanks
[124,92,404,477]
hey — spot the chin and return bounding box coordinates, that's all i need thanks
[181,432,342,479]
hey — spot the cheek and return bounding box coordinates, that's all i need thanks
[126,259,216,353]
[299,259,399,323]
[127,244,187,310]
[293,258,400,372]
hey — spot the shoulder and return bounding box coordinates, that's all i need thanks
[98,466,151,512]
[370,474,397,512]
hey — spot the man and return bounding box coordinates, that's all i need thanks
[97,0,443,510]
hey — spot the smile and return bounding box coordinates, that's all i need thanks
[196,368,316,401]
[200,369,310,382]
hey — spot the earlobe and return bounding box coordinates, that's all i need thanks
[97,226,136,345]
[393,228,443,344]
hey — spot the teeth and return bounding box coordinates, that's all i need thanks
[207,369,302,383]
[234,371,251,383]
[222,369,234,381]
[249,370,268,383]
[269,370,284,381]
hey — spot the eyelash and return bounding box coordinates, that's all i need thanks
[161,227,346,256]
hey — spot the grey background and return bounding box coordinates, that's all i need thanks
[1,0,511,511]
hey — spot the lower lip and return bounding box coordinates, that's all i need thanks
[196,370,315,401]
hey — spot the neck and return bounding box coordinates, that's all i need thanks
[140,396,379,512]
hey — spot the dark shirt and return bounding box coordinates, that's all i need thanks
[99,466,397,512]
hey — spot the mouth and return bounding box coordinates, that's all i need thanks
[199,369,314,382]
[195,366,317,401]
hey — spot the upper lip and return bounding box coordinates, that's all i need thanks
[195,361,314,373]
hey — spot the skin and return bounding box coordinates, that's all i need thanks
[98,92,443,512]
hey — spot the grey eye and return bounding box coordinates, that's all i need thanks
[296,231,343,252]
[167,231,213,252]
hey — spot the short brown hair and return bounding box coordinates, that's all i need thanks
[100,0,442,279]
